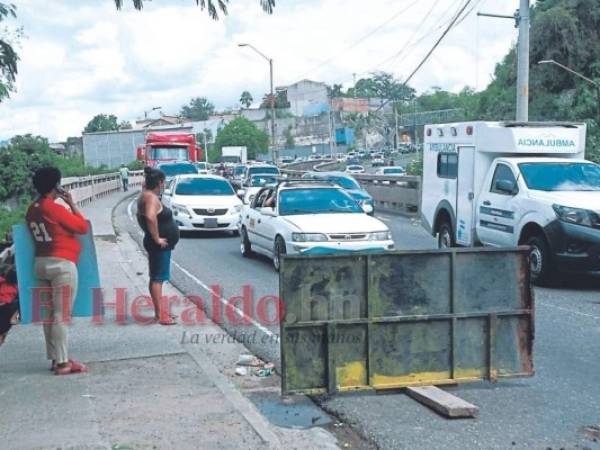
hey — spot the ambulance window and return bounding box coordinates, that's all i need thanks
[491,164,518,195]
[437,153,458,179]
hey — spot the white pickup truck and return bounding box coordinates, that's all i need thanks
[421,121,600,284]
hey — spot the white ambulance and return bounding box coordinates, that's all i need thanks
[421,121,600,284]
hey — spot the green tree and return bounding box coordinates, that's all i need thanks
[214,117,269,160]
[84,114,120,133]
[114,0,275,19]
[240,91,253,108]
[180,97,215,121]
[260,90,290,109]
[348,72,415,101]
[0,2,20,102]
[119,120,132,130]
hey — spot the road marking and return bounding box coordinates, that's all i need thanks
[170,260,280,342]
[127,198,135,222]
[540,301,599,320]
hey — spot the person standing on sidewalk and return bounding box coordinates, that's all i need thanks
[136,167,179,325]
[26,167,89,375]
[119,164,130,192]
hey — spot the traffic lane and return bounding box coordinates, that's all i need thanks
[118,200,600,448]
[117,197,282,365]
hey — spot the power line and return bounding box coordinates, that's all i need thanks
[403,0,473,86]
[296,0,421,80]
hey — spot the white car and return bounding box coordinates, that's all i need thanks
[375,166,405,176]
[162,174,242,234]
[372,157,385,167]
[239,174,279,204]
[195,162,210,174]
[346,165,365,174]
[239,181,394,271]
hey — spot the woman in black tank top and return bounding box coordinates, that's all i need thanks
[136,167,179,325]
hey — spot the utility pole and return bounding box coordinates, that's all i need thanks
[479,0,530,122]
[238,43,277,163]
[269,59,277,164]
[394,103,399,152]
[203,132,209,164]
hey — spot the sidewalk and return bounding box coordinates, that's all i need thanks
[0,189,339,450]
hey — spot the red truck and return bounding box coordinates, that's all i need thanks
[136,133,203,167]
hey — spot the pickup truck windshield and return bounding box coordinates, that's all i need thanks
[279,188,363,216]
[518,162,600,191]
[175,178,233,196]
[150,147,189,161]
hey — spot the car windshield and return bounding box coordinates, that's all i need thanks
[348,165,362,170]
[150,146,189,161]
[234,166,245,175]
[249,166,280,176]
[326,176,360,190]
[196,163,207,169]
[518,162,600,191]
[158,164,197,177]
[279,188,363,216]
[175,178,233,196]
[250,175,278,187]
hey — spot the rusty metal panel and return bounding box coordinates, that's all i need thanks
[279,247,534,395]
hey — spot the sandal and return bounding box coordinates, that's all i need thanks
[158,317,177,326]
[54,359,88,375]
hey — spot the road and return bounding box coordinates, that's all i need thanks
[115,198,600,450]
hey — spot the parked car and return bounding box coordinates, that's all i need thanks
[162,174,242,234]
[346,165,366,174]
[156,161,199,182]
[239,180,394,271]
[302,171,374,215]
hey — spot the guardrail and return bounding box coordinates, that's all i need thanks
[61,170,144,207]
[353,174,421,217]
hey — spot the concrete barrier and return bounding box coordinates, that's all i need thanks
[353,174,421,217]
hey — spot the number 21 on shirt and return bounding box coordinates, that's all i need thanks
[29,222,53,242]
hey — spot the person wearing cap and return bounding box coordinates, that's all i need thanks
[25,167,89,375]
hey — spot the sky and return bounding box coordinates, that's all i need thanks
[0,0,520,141]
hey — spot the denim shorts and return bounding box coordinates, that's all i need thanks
[148,250,171,283]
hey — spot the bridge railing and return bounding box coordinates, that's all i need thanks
[353,174,421,217]
[61,170,144,207]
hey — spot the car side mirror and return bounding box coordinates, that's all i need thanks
[237,189,246,198]
[260,207,277,217]
[495,180,517,195]
[163,189,172,196]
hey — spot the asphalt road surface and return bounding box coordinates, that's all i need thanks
[115,198,600,450]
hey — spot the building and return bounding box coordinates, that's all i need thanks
[278,80,329,117]
[82,123,193,168]
[331,98,369,114]
[134,115,184,129]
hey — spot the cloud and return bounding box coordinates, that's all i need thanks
[0,0,519,141]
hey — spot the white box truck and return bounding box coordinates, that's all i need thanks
[221,146,248,165]
[421,121,600,284]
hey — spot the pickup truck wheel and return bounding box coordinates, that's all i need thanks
[240,227,252,257]
[273,236,286,272]
[527,235,553,285]
[437,222,455,249]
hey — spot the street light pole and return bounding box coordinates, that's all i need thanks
[239,43,277,164]
[539,59,600,126]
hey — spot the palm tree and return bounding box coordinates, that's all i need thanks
[114,0,275,19]
[0,3,18,102]
[239,91,253,109]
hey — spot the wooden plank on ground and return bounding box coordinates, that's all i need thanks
[405,386,479,418]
